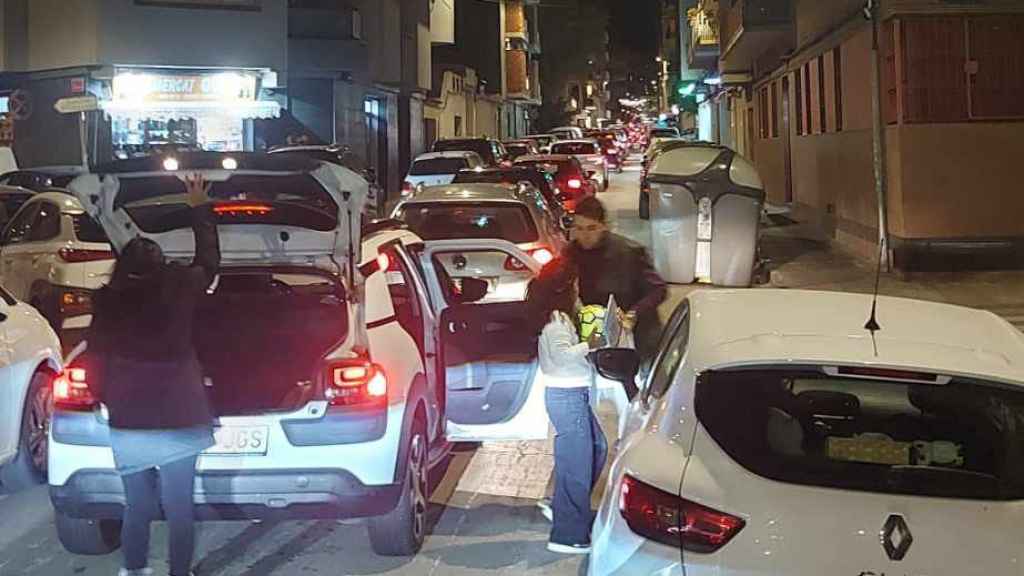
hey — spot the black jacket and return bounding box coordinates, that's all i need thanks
[88,206,220,430]
[566,233,667,358]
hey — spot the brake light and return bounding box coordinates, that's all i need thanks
[213,203,274,216]
[531,247,554,265]
[567,178,583,190]
[401,181,414,197]
[58,288,94,316]
[54,366,98,411]
[327,359,388,407]
[58,248,114,263]
[619,475,745,553]
[835,366,940,383]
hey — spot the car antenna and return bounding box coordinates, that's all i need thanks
[864,241,884,355]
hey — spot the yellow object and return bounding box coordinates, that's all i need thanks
[578,305,607,342]
[827,436,911,466]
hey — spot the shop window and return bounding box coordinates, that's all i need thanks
[968,14,1024,119]
[834,45,844,131]
[794,68,804,135]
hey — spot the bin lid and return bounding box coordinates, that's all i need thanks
[647,144,764,202]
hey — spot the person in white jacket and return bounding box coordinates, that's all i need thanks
[526,259,606,555]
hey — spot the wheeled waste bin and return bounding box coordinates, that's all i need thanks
[646,143,765,287]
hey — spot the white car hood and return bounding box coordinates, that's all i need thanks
[68,163,366,275]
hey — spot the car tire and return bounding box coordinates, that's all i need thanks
[1,372,53,491]
[367,417,429,557]
[639,191,650,220]
[55,511,122,555]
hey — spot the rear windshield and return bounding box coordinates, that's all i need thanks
[410,158,470,175]
[551,142,598,155]
[517,159,581,178]
[396,202,538,244]
[698,368,1024,501]
[71,213,109,243]
[452,170,554,195]
[650,128,680,138]
[433,141,495,163]
[505,145,531,159]
[117,174,339,233]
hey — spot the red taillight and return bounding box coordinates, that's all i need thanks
[401,181,414,196]
[619,475,745,553]
[212,203,274,216]
[504,247,554,270]
[58,248,114,263]
[567,178,583,190]
[53,366,98,411]
[327,360,388,407]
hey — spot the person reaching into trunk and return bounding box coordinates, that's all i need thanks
[86,174,220,576]
[527,258,607,555]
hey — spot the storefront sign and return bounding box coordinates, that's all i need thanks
[113,72,258,104]
[55,96,100,114]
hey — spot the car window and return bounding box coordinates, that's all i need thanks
[384,246,425,346]
[551,142,598,155]
[642,302,690,404]
[71,213,109,243]
[431,248,534,304]
[2,202,40,245]
[698,368,1024,501]
[28,201,62,242]
[0,193,32,227]
[396,202,539,244]
[410,158,470,175]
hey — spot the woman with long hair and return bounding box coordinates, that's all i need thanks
[86,174,219,576]
[526,258,607,555]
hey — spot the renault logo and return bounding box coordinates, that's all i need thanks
[881,514,913,561]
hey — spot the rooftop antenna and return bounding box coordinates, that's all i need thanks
[864,240,884,355]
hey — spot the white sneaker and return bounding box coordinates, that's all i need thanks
[118,569,153,576]
[547,541,592,555]
[536,499,553,523]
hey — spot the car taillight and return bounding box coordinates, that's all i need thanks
[567,178,583,190]
[504,247,554,270]
[327,359,388,407]
[401,181,414,197]
[58,288,94,316]
[213,203,274,216]
[53,367,98,411]
[58,248,114,263]
[619,475,745,553]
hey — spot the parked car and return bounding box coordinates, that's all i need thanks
[524,134,556,153]
[591,131,625,173]
[0,167,84,192]
[403,151,485,197]
[550,126,585,141]
[0,284,62,491]
[268,144,381,218]
[0,192,114,337]
[392,183,568,301]
[432,138,509,167]
[550,139,609,191]
[0,188,34,228]
[502,140,540,161]
[590,289,1024,575]
[53,152,555,558]
[514,154,597,212]
[451,165,570,225]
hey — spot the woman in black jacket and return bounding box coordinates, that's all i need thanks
[87,174,220,576]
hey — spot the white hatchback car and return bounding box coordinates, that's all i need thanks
[403,151,485,196]
[0,283,62,491]
[590,289,1024,576]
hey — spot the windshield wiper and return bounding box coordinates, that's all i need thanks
[887,465,1003,497]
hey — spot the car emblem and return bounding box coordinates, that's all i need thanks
[881,514,913,561]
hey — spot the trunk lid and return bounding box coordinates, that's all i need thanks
[681,365,1024,575]
[68,153,366,276]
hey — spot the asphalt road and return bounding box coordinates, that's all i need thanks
[0,160,648,576]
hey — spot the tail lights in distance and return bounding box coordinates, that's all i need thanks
[54,366,98,411]
[619,475,745,553]
[58,248,114,263]
[327,359,388,407]
[401,181,414,197]
[567,178,583,190]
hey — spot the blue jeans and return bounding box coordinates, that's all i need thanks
[120,454,198,576]
[545,386,608,546]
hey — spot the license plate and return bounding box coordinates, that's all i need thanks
[204,425,269,456]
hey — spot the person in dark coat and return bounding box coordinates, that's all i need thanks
[566,196,667,362]
[87,173,220,576]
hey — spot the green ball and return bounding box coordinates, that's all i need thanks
[578,305,607,342]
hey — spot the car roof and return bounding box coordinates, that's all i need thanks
[399,183,525,203]
[24,191,84,211]
[414,151,481,161]
[551,140,599,146]
[688,289,1024,385]
[435,138,494,144]
[515,154,575,163]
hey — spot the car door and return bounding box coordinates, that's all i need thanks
[418,239,547,442]
[0,202,42,300]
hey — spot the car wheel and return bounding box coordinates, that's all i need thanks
[55,511,122,555]
[1,372,53,491]
[367,418,429,556]
[638,191,650,220]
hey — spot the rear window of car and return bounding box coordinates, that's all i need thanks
[697,368,1024,501]
[506,145,531,158]
[71,213,109,243]
[396,202,539,244]
[117,174,339,233]
[410,157,471,175]
[517,159,582,178]
[433,141,495,163]
[551,142,598,155]
[650,128,680,138]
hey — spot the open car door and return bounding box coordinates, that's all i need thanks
[418,239,546,442]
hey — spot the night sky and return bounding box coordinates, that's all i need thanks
[607,0,660,56]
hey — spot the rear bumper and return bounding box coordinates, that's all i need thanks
[50,468,403,521]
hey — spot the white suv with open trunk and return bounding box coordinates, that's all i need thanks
[50,152,555,558]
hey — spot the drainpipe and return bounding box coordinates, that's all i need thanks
[868,0,891,270]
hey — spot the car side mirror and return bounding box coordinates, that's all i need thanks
[456,277,490,303]
[592,348,641,401]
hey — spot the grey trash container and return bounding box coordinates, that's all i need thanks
[646,143,765,287]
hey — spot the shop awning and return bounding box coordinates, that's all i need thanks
[100,99,282,122]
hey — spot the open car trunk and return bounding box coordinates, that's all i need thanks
[194,267,348,416]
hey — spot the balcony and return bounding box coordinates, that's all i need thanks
[718,0,793,74]
[687,1,720,71]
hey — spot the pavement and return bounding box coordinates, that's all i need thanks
[4,154,1024,575]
